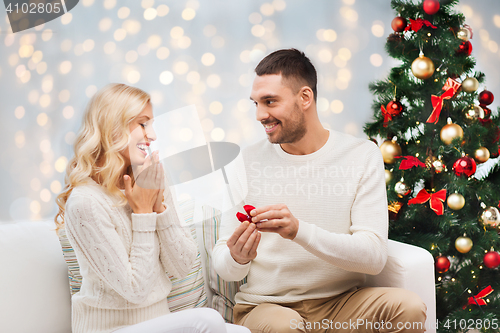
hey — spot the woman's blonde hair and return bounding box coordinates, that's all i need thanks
[55,83,151,231]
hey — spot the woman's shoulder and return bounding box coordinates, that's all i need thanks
[66,178,111,210]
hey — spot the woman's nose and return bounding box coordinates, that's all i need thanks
[147,125,157,142]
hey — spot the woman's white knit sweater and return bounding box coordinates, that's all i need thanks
[65,178,197,333]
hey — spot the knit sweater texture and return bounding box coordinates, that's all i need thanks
[213,129,389,305]
[65,178,197,333]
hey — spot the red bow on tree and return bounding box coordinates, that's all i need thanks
[442,77,462,92]
[396,156,426,170]
[404,18,437,32]
[381,105,394,127]
[462,286,493,309]
[408,189,447,215]
[426,88,456,124]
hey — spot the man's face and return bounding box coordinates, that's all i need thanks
[250,74,306,144]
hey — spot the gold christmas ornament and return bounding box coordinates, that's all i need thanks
[411,53,435,80]
[385,169,393,184]
[425,155,445,173]
[440,119,463,145]
[380,139,402,164]
[474,147,490,164]
[457,28,471,41]
[394,180,411,198]
[465,105,485,121]
[455,236,473,253]
[462,77,479,93]
[447,193,465,210]
[480,206,500,229]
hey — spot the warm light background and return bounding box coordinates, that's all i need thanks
[1,0,499,221]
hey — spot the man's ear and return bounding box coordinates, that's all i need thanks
[299,86,314,110]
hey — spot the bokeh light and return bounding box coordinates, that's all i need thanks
[211,128,225,141]
[182,8,196,20]
[331,100,344,114]
[118,7,130,19]
[14,106,25,119]
[160,71,174,85]
[370,53,383,67]
[99,18,112,31]
[371,21,385,37]
[144,8,157,20]
[157,5,170,17]
[201,53,216,66]
[209,101,223,114]
[59,61,72,74]
[55,157,68,173]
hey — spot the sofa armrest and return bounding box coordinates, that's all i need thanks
[364,239,436,333]
[0,221,71,333]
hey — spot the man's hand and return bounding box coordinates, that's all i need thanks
[227,221,261,265]
[250,204,299,240]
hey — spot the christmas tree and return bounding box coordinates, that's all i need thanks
[364,0,500,332]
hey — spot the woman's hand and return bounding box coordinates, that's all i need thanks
[124,152,163,214]
[152,154,167,214]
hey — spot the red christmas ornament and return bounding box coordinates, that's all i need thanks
[484,251,500,269]
[479,90,494,105]
[381,100,403,127]
[423,0,440,15]
[236,205,256,223]
[435,255,450,273]
[387,100,403,115]
[391,17,407,32]
[453,156,476,177]
[457,41,473,56]
[480,104,492,119]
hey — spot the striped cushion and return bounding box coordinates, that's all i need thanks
[166,199,207,311]
[57,199,206,312]
[202,205,246,323]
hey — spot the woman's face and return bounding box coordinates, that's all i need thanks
[121,102,157,167]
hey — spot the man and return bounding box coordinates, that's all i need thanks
[212,49,426,333]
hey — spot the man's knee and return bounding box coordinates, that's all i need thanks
[379,288,427,332]
[387,289,426,318]
[241,303,307,333]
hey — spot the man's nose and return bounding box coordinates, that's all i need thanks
[256,105,269,123]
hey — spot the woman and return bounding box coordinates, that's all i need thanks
[55,83,249,333]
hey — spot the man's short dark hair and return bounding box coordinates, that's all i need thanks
[255,48,317,102]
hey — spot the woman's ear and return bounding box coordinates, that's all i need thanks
[299,86,314,110]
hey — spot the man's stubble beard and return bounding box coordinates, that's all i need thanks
[268,103,307,144]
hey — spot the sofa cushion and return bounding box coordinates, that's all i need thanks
[202,205,246,323]
[58,198,207,312]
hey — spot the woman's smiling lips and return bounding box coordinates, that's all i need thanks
[136,142,150,156]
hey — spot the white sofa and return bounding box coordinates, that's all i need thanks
[0,219,436,333]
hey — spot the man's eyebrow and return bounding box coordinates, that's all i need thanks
[250,94,278,101]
